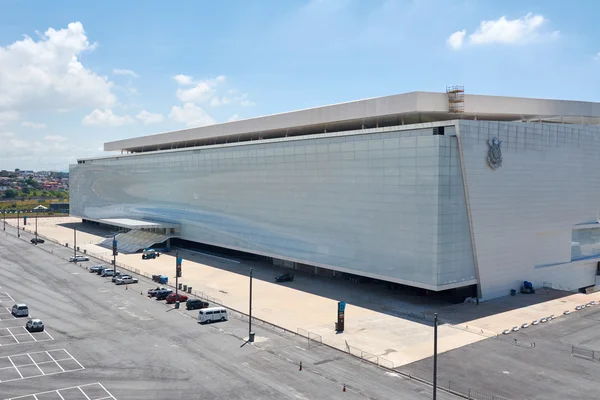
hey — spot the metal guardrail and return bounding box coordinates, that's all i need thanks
[572,345,599,362]
[343,340,394,369]
[296,328,323,349]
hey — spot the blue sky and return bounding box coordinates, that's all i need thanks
[0,0,599,171]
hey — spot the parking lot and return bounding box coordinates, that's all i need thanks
[6,382,116,400]
[0,227,461,399]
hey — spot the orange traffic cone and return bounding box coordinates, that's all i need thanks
[343,384,346,392]
[299,361,302,371]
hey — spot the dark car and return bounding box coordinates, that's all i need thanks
[30,238,45,244]
[275,273,294,282]
[112,272,125,283]
[96,267,107,275]
[186,299,209,310]
[154,289,173,300]
[148,287,167,297]
[89,265,105,273]
[166,293,188,304]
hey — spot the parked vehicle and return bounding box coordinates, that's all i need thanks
[115,276,138,285]
[89,265,105,273]
[69,255,89,262]
[30,238,45,244]
[142,249,160,260]
[151,274,168,284]
[148,287,167,297]
[275,273,294,283]
[25,319,44,332]
[186,299,209,310]
[101,268,115,277]
[166,293,188,304]
[198,307,228,324]
[112,272,124,282]
[154,289,173,300]
[12,303,29,317]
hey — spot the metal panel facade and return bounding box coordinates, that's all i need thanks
[70,127,476,291]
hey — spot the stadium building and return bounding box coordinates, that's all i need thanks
[70,90,600,300]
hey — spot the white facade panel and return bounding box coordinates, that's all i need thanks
[457,121,600,299]
[71,127,476,291]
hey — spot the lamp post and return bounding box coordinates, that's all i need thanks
[2,210,5,231]
[249,268,254,342]
[113,233,117,274]
[73,226,77,258]
[34,210,38,244]
[433,313,438,400]
[17,211,20,238]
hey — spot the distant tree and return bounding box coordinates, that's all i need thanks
[22,187,30,194]
[3,189,17,198]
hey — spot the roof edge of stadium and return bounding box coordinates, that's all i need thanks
[104,91,600,153]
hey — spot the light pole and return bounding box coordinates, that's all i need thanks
[2,210,5,231]
[113,233,117,274]
[249,268,254,342]
[34,210,38,244]
[433,313,438,400]
[17,211,20,238]
[73,226,77,258]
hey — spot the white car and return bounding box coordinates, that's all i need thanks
[115,276,139,285]
[69,255,89,262]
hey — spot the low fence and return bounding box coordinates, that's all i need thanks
[296,328,323,349]
[572,345,599,362]
[344,341,394,369]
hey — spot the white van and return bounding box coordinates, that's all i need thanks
[198,307,228,324]
[101,268,115,277]
[12,303,29,317]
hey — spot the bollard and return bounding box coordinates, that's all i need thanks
[343,384,346,392]
[299,361,302,371]
[183,284,188,291]
[178,283,182,290]
[187,286,192,294]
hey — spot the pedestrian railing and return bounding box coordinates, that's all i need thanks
[342,341,394,369]
[296,328,323,349]
[572,345,599,362]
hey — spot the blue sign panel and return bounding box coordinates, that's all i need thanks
[176,257,183,267]
[338,301,346,313]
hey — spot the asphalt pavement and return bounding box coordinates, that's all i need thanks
[0,229,460,400]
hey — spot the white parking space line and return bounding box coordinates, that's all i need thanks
[5,382,117,400]
[6,356,23,379]
[0,349,84,384]
[26,354,44,376]
[0,293,15,302]
[78,386,92,400]
[0,327,54,347]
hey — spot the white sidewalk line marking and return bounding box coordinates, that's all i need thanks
[7,356,23,379]
[27,354,44,376]
[45,351,65,372]
[44,330,54,341]
[21,327,38,342]
[55,391,66,400]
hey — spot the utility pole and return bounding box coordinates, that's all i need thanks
[113,233,118,274]
[17,211,20,238]
[34,211,38,244]
[73,226,77,258]
[175,250,179,298]
[433,313,438,400]
[249,268,254,342]
[2,210,5,231]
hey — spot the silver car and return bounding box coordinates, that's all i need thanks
[12,303,29,317]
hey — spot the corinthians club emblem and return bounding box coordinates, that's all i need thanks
[487,136,503,170]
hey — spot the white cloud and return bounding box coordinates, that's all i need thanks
[176,75,227,103]
[227,114,240,122]
[173,74,194,85]
[0,111,20,125]
[0,132,15,138]
[0,22,116,113]
[594,52,600,61]
[136,110,164,125]
[21,121,47,129]
[44,135,67,142]
[113,68,139,78]
[82,109,134,126]
[169,103,215,127]
[447,30,466,50]
[241,99,255,107]
[448,13,557,50]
